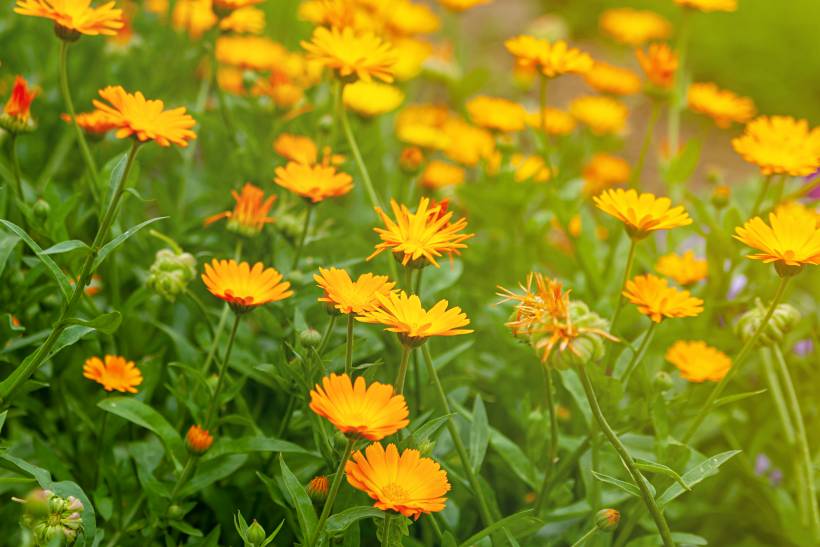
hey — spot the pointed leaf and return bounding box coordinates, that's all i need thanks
[635,459,690,492]
[98,397,186,467]
[278,455,317,541]
[325,506,384,537]
[92,216,168,271]
[657,450,741,507]
[64,311,122,335]
[42,240,90,255]
[469,395,489,473]
[0,220,72,300]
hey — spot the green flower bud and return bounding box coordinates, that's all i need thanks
[547,301,610,369]
[299,328,322,348]
[146,248,197,302]
[33,199,50,222]
[277,213,304,240]
[15,489,84,546]
[595,508,620,531]
[247,520,266,546]
[735,298,801,347]
[653,371,674,392]
[166,504,185,520]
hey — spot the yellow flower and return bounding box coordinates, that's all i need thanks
[346,442,450,519]
[599,8,671,46]
[636,43,677,90]
[314,267,395,315]
[384,0,440,36]
[466,95,526,133]
[368,197,474,268]
[301,26,396,83]
[655,250,708,285]
[505,35,593,78]
[734,208,820,269]
[675,0,736,13]
[623,274,704,322]
[15,0,124,38]
[185,425,214,454]
[219,6,265,34]
[594,189,691,238]
[309,373,409,440]
[441,119,495,166]
[273,133,319,165]
[437,0,491,12]
[584,61,641,96]
[216,35,286,71]
[91,86,196,147]
[357,291,472,346]
[570,95,628,135]
[391,38,433,81]
[172,0,216,39]
[202,259,293,313]
[274,162,353,203]
[343,81,404,117]
[212,0,261,13]
[511,154,551,183]
[582,153,630,196]
[420,160,465,189]
[204,183,275,236]
[731,116,820,177]
[83,355,142,393]
[687,82,755,128]
[525,107,576,136]
[775,202,820,228]
[666,341,731,383]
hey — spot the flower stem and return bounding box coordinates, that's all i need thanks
[381,511,394,547]
[318,314,338,355]
[170,455,198,500]
[310,438,355,547]
[631,100,661,188]
[538,75,553,173]
[8,135,24,203]
[204,313,241,429]
[103,493,145,547]
[760,348,795,445]
[577,365,675,547]
[751,174,773,217]
[344,314,355,376]
[535,362,559,514]
[339,85,382,211]
[570,525,598,547]
[610,238,638,332]
[394,346,412,394]
[292,204,313,271]
[619,322,658,387]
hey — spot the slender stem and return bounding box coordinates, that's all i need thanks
[535,362,559,513]
[620,322,658,387]
[209,34,238,142]
[427,513,443,540]
[8,135,24,202]
[394,346,412,394]
[339,85,382,210]
[751,175,773,217]
[682,276,790,442]
[381,511,393,547]
[277,395,296,437]
[92,410,109,488]
[760,348,795,445]
[318,314,338,355]
[201,305,229,378]
[310,438,355,547]
[577,366,675,547]
[667,10,691,158]
[103,493,145,547]
[204,313,241,429]
[538,75,553,173]
[185,288,215,340]
[291,204,313,271]
[571,526,598,547]
[772,344,820,540]
[344,314,355,376]
[610,238,638,332]
[631,101,661,188]
[170,455,197,500]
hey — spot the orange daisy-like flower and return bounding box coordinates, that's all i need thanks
[524,107,577,136]
[83,354,143,393]
[687,82,755,128]
[599,8,671,46]
[504,35,593,78]
[582,153,630,196]
[594,189,692,239]
[301,26,396,83]
[655,250,708,285]
[368,197,474,268]
[357,291,472,346]
[584,61,641,96]
[731,116,820,177]
[212,0,261,13]
[346,442,450,519]
[623,274,704,323]
[438,0,491,12]
[219,6,265,34]
[466,95,526,133]
[202,259,293,313]
[204,183,275,237]
[273,133,319,165]
[570,95,628,135]
[185,424,214,454]
[665,340,731,383]
[61,110,119,135]
[636,43,678,90]
[314,267,395,315]
[91,86,196,147]
[3,76,37,122]
[309,373,409,440]
[14,0,124,38]
[274,161,353,203]
[420,160,465,189]
[734,208,820,271]
[675,0,736,13]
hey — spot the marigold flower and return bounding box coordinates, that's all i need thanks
[665,340,731,383]
[343,81,404,117]
[1,76,37,133]
[734,208,820,270]
[675,0,736,12]
[687,83,755,128]
[623,274,704,322]
[599,8,671,46]
[466,95,526,133]
[60,110,118,135]
[525,107,576,136]
[309,373,409,440]
[83,355,143,393]
[437,0,491,11]
[274,162,353,203]
[636,43,677,90]
[441,119,495,166]
[185,424,214,454]
[314,267,395,315]
[219,6,265,34]
[584,61,641,96]
[204,183,275,236]
[385,0,440,35]
[570,95,628,135]
[216,35,285,71]
[307,475,329,500]
[420,160,465,189]
[594,188,692,239]
[91,86,196,147]
[399,146,424,172]
[15,0,124,38]
[582,153,630,196]
[731,116,820,177]
[655,250,708,285]
[346,442,450,519]
[212,0,261,14]
[395,104,451,149]
[510,154,551,183]
[202,259,293,313]
[172,0,217,39]
[301,26,396,83]
[775,201,820,228]
[273,133,318,165]
[505,35,593,78]
[368,197,474,268]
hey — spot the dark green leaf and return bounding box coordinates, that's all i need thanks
[0,220,73,300]
[469,395,489,473]
[201,436,317,462]
[459,509,540,547]
[98,397,186,467]
[41,240,90,255]
[92,216,168,271]
[278,455,317,541]
[325,507,384,537]
[64,311,122,335]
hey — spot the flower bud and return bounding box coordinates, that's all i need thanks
[186,424,214,455]
[735,298,801,347]
[146,249,197,302]
[299,328,322,348]
[276,213,304,239]
[711,185,730,209]
[166,504,185,520]
[247,519,267,546]
[33,199,50,222]
[653,371,674,392]
[548,301,611,369]
[307,475,329,501]
[399,147,424,174]
[15,488,84,545]
[595,508,620,531]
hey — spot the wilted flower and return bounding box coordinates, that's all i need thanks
[205,183,276,237]
[146,248,197,302]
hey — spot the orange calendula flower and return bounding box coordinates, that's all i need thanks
[623,274,704,322]
[525,107,576,136]
[584,61,641,96]
[504,35,593,78]
[185,424,214,454]
[309,373,409,440]
[301,26,396,83]
[438,0,491,12]
[15,0,124,39]
[212,0,261,14]
[731,116,820,177]
[1,76,38,133]
[594,189,692,239]
[734,208,820,272]
[510,154,551,183]
[368,197,474,268]
[570,95,628,135]
[91,86,196,147]
[357,291,472,346]
[273,133,318,165]
[219,6,265,34]
[307,475,329,500]
[675,0,736,12]
[346,442,450,519]
[343,81,404,117]
[636,43,677,90]
[274,162,353,203]
[655,250,708,285]
[314,267,395,315]
[61,110,119,135]
[420,160,465,189]
[83,355,143,393]
[599,8,671,46]
[202,259,293,313]
[466,95,526,133]
[582,153,630,196]
[666,340,731,383]
[204,183,275,236]
[687,83,755,128]
[441,119,495,166]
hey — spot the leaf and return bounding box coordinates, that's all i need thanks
[325,506,384,537]
[432,340,473,371]
[279,455,317,542]
[632,532,709,546]
[98,397,186,467]
[458,509,540,547]
[41,240,90,255]
[179,454,247,497]
[0,220,73,300]
[469,395,489,473]
[591,470,655,498]
[635,459,690,493]
[168,520,203,537]
[714,389,768,408]
[657,450,741,507]
[64,311,122,335]
[92,216,168,271]
[200,436,316,462]
[0,232,20,277]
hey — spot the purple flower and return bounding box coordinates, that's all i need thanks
[727,273,748,300]
[793,339,814,357]
[754,453,771,476]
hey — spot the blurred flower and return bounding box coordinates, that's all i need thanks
[384,0,440,35]
[395,104,451,149]
[205,183,275,236]
[441,119,495,166]
[220,6,265,34]
[302,26,396,83]
[623,274,704,322]
[346,442,450,519]
[15,489,84,545]
[15,0,124,39]
[420,160,465,189]
[172,0,216,38]
[711,184,731,208]
[216,35,285,71]
[83,355,143,393]
[584,61,641,96]
[186,424,214,454]
[147,248,197,302]
[202,259,293,313]
[437,0,491,12]
[570,95,628,135]
[734,207,820,272]
[314,267,395,315]
[466,95,526,133]
[510,154,551,183]
[274,133,319,164]
[368,196,474,268]
[309,373,409,440]
[736,299,801,346]
[687,82,755,128]
[599,8,671,46]
[357,291,472,346]
[274,162,354,202]
[793,339,813,357]
[636,43,677,90]
[596,509,620,532]
[1,76,37,134]
[212,0,261,15]
[665,340,731,382]
[675,0,736,12]
[727,273,747,300]
[60,110,118,135]
[307,475,329,500]
[594,189,692,239]
[343,81,404,117]
[392,38,433,81]
[505,35,593,78]
[582,153,630,196]
[775,201,820,227]
[399,146,424,172]
[525,107,576,136]
[655,250,708,285]
[732,116,820,176]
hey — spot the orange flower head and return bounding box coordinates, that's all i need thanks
[636,43,677,90]
[212,0,261,16]
[61,110,119,135]
[301,26,396,83]
[655,250,708,285]
[687,83,755,128]
[202,259,293,313]
[570,95,628,135]
[504,35,592,78]
[599,8,671,46]
[584,61,641,96]
[623,274,704,323]
[438,0,491,12]
[525,107,576,136]
[3,76,37,123]
[594,189,692,239]
[346,442,450,519]
[91,86,196,147]
[582,153,630,196]
[205,183,275,237]
[307,475,330,500]
[466,95,526,133]
[185,424,214,454]
[675,0,736,12]
[420,160,465,189]
[368,197,474,268]
[274,162,353,203]
[219,6,265,34]
[14,0,125,39]
[314,267,395,315]
[399,146,425,173]
[731,116,820,177]
[274,133,319,165]
[83,354,143,393]
[665,340,731,383]
[734,207,820,272]
[309,373,409,440]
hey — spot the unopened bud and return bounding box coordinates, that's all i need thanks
[33,199,50,221]
[15,488,84,545]
[146,248,197,302]
[247,519,266,545]
[185,424,214,454]
[735,299,801,347]
[399,147,424,174]
[299,328,322,348]
[711,185,730,209]
[653,371,673,391]
[549,301,611,369]
[167,504,185,520]
[307,475,329,501]
[595,508,620,531]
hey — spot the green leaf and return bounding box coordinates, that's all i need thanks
[635,459,690,493]
[714,389,768,408]
[41,240,90,255]
[469,395,489,473]
[0,232,20,277]
[657,450,741,506]
[200,436,316,462]
[458,509,540,547]
[168,520,203,537]
[64,311,122,335]
[98,397,186,467]
[278,455,317,542]
[179,454,247,497]
[325,506,384,537]
[591,470,655,498]
[0,220,73,300]
[92,216,168,271]
[441,532,458,547]
[0,410,6,435]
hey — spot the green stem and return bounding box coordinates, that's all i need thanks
[277,395,296,437]
[577,366,675,547]
[667,10,691,158]
[185,288,215,340]
[538,75,553,173]
[345,314,355,376]
[318,314,338,355]
[103,493,145,547]
[381,511,393,547]
[291,204,313,271]
[394,346,412,395]
[620,322,658,387]
[8,135,24,202]
[535,362,559,513]
[93,409,109,489]
[570,526,598,547]
[204,313,241,429]
[310,438,355,547]
[631,100,661,188]
[610,238,638,332]
[760,348,795,445]
[339,85,382,211]
[170,455,197,500]
[751,175,773,217]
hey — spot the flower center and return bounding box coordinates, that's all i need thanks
[381,483,409,502]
